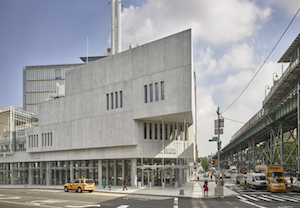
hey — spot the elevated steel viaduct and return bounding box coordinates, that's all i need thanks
[219,34,300,174]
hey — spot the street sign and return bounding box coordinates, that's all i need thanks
[214,119,224,128]
[214,128,223,135]
[209,137,218,142]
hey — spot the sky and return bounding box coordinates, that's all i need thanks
[0,0,300,157]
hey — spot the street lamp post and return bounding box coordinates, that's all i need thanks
[265,85,269,97]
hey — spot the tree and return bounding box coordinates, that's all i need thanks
[201,157,209,172]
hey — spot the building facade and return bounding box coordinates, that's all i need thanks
[1,29,196,188]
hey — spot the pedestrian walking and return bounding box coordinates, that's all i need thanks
[123,177,128,191]
[102,177,106,189]
[221,178,224,187]
[210,174,212,181]
[203,180,209,197]
[215,178,218,185]
[290,177,294,185]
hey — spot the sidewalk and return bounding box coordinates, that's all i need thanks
[0,178,238,199]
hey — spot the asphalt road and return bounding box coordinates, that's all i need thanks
[0,186,300,208]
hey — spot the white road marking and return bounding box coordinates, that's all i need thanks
[239,199,267,208]
[0,199,61,207]
[261,195,285,202]
[242,194,259,201]
[251,195,272,202]
[237,196,248,200]
[270,195,299,203]
[116,206,129,208]
[65,205,100,208]
[0,197,21,199]
[173,198,178,208]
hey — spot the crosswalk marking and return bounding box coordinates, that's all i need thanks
[251,195,272,202]
[260,195,285,202]
[270,195,299,202]
[237,196,248,201]
[242,194,259,201]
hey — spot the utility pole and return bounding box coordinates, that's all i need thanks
[215,107,224,197]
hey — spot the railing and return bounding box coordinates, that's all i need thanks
[264,57,299,106]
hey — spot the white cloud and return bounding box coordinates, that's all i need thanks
[120,0,271,48]
[267,0,300,14]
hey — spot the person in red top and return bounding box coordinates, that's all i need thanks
[203,180,209,197]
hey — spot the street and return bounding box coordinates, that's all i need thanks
[0,187,300,208]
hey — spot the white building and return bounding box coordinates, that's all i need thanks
[1,29,196,188]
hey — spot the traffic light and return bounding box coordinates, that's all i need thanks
[217,140,222,150]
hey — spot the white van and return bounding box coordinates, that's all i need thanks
[230,166,237,173]
[246,173,267,189]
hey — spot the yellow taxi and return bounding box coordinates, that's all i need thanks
[64,178,95,193]
[267,178,286,193]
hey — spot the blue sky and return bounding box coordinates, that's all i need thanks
[0,0,299,157]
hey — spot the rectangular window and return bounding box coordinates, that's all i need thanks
[150,84,153,102]
[170,124,173,140]
[31,136,33,147]
[120,91,123,108]
[161,81,164,100]
[111,93,113,109]
[155,123,157,139]
[34,135,36,147]
[48,133,50,146]
[115,92,118,108]
[107,94,109,110]
[149,123,152,139]
[50,133,52,146]
[37,135,38,147]
[144,123,147,139]
[165,124,168,140]
[28,136,30,148]
[155,83,158,101]
[180,125,183,140]
[144,85,147,103]
[160,123,162,140]
[42,134,44,147]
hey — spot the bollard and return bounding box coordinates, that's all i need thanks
[109,184,111,191]
[179,189,184,195]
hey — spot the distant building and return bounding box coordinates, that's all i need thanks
[1,29,196,188]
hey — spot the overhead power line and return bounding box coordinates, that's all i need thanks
[221,7,300,115]
[223,116,245,124]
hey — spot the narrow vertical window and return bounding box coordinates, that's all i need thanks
[34,135,36,147]
[107,94,109,110]
[111,93,113,109]
[150,84,153,102]
[115,92,118,109]
[37,135,38,147]
[155,83,158,101]
[160,123,162,140]
[50,133,52,146]
[144,86,147,103]
[149,123,152,139]
[155,123,157,139]
[180,125,183,140]
[120,91,123,108]
[48,133,50,146]
[42,134,44,147]
[170,124,173,140]
[144,123,147,139]
[28,136,30,148]
[165,124,168,140]
[161,81,164,100]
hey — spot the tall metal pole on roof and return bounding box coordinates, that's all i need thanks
[86,38,89,64]
[111,0,115,55]
[116,0,122,53]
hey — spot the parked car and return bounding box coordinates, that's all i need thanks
[291,181,300,192]
[64,178,95,193]
[236,175,246,184]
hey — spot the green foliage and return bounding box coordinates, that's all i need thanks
[200,157,209,172]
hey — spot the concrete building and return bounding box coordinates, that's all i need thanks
[1,29,196,188]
